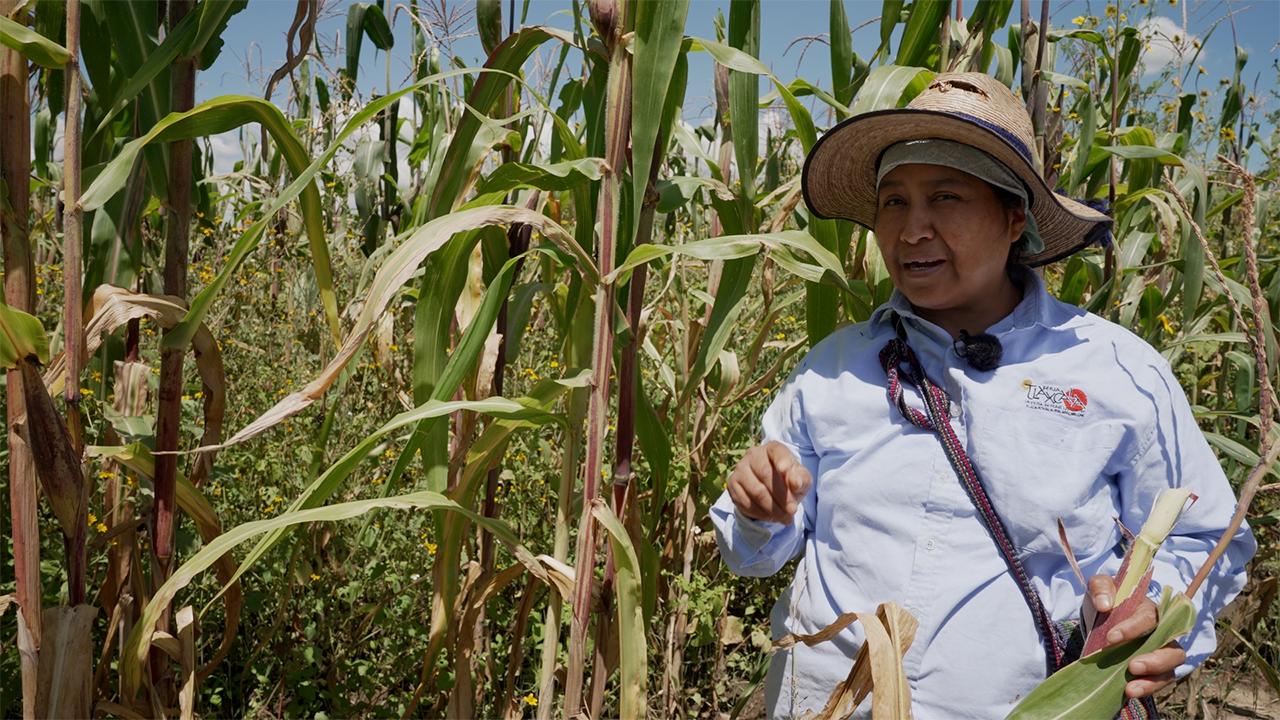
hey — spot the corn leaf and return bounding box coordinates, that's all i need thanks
[118,491,546,699]
[894,0,949,68]
[592,499,647,719]
[344,2,393,87]
[427,26,573,219]
[80,95,339,345]
[476,158,608,194]
[0,15,71,68]
[0,300,49,369]
[851,65,936,116]
[631,0,691,239]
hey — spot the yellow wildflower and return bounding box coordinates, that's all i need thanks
[524,694,538,707]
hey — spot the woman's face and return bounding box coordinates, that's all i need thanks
[874,163,1027,331]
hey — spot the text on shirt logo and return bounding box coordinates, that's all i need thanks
[1020,379,1088,417]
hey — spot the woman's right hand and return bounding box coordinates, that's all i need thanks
[727,441,813,525]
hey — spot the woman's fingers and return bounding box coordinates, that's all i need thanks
[766,442,812,511]
[1129,642,1186,677]
[1105,597,1160,645]
[1087,574,1117,613]
[728,443,812,525]
[1124,670,1177,699]
[1125,642,1183,698]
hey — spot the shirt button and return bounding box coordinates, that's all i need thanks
[925,539,937,550]
[949,402,961,418]
[936,472,949,483]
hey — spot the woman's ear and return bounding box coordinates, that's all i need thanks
[1007,204,1028,245]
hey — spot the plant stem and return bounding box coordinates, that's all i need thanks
[565,0,631,711]
[1168,170,1274,599]
[152,0,197,679]
[1,3,43,696]
[62,0,87,607]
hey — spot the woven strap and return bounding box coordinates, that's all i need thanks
[879,333,1160,719]
[878,336,1065,672]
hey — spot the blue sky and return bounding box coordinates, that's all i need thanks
[198,0,1278,168]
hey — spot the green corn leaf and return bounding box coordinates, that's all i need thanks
[1038,69,1089,90]
[895,0,950,69]
[729,0,761,230]
[101,0,172,198]
[345,2,394,87]
[992,41,1014,87]
[965,0,1014,72]
[877,0,905,61]
[80,94,340,347]
[851,65,936,115]
[191,0,249,70]
[118,490,544,699]
[477,0,504,55]
[608,230,847,292]
[592,498,647,719]
[631,0,690,239]
[1007,590,1197,720]
[0,298,49,369]
[0,14,70,68]
[428,26,573,219]
[87,0,245,145]
[685,256,755,406]
[830,0,854,115]
[477,157,608,194]
[1068,94,1097,194]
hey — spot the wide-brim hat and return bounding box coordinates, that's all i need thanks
[803,72,1112,267]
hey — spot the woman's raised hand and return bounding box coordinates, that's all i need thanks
[727,441,813,525]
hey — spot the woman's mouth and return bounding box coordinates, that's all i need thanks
[904,259,944,271]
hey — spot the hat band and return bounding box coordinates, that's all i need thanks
[947,111,1036,168]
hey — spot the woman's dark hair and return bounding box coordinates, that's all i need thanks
[989,182,1032,258]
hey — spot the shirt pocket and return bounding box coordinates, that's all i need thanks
[970,405,1125,558]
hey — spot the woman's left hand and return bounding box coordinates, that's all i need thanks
[1086,574,1186,698]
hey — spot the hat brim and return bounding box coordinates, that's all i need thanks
[802,108,1112,267]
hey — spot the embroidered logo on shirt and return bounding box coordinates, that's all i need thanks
[1021,379,1088,417]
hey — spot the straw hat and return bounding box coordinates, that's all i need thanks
[803,72,1112,267]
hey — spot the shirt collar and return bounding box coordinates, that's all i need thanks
[869,265,1053,337]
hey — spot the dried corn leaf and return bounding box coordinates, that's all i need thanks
[795,603,918,720]
[210,206,595,452]
[86,442,241,684]
[16,359,85,538]
[774,612,859,651]
[35,605,97,720]
[176,606,196,720]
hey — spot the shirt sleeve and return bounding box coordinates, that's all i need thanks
[711,359,821,578]
[1111,357,1257,677]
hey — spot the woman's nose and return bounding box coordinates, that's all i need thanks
[899,205,934,244]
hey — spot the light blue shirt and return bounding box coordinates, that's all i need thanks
[711,268,1255,719]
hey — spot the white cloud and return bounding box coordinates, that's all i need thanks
[207,130,244,176]
[1139,16,1200,76]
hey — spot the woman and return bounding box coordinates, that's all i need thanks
[711,73,1255,718]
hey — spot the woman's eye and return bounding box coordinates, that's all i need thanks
[881,197,904,207]
[934,192,959,201]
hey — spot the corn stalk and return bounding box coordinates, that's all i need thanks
[1,2,42,714]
